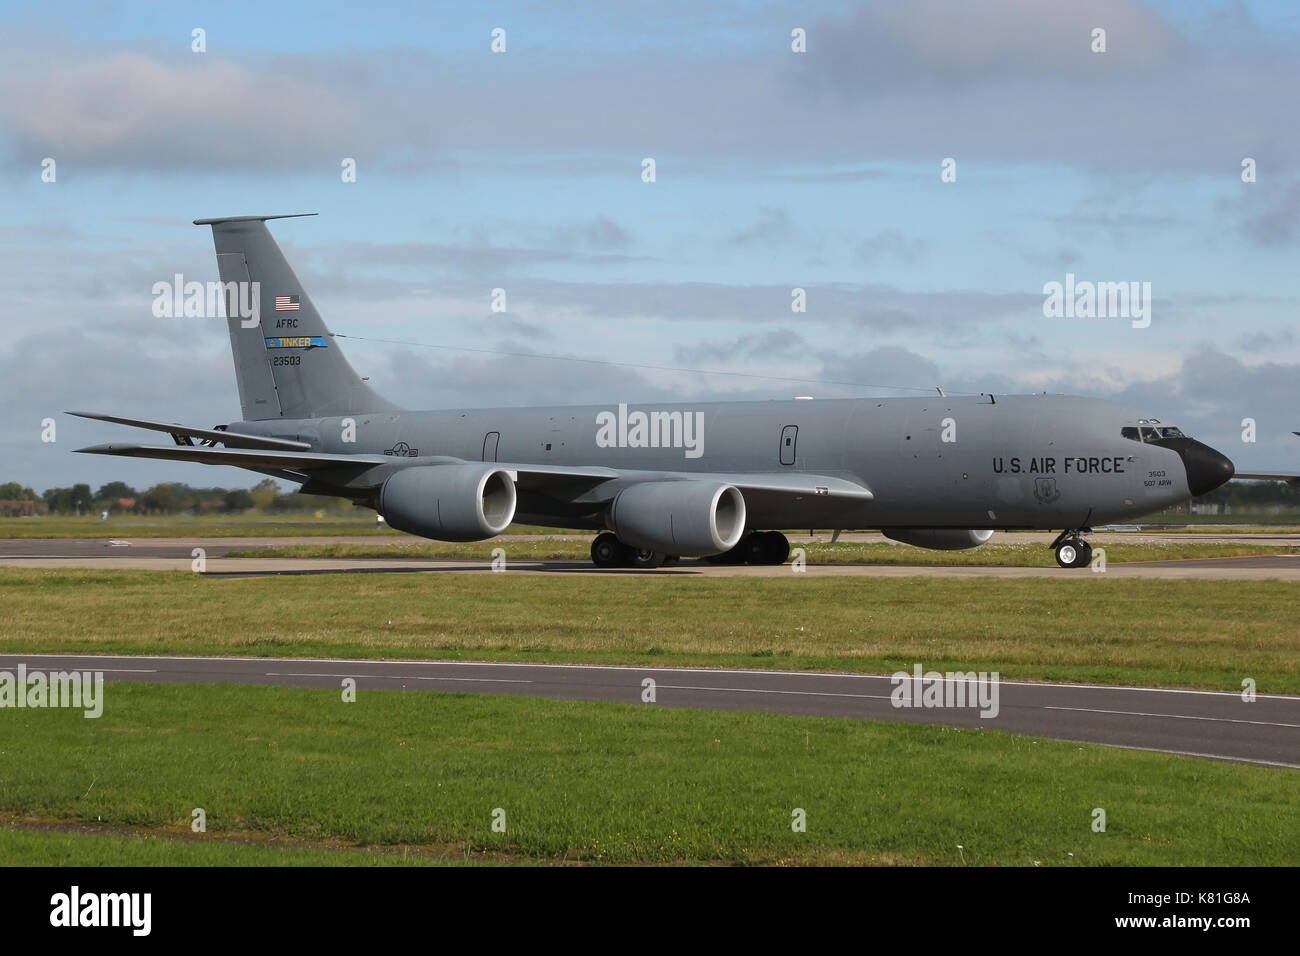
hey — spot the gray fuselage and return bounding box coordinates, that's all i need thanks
[233,392,1200,532]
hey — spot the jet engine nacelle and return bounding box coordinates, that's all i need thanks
[379,464,517,542]
[882,528,995,551]
[610,480,747,556]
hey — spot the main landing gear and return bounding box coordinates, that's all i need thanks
[590,533,679,569]
[1050,529,1093,569]
[589,531,791,568]
[705,531,791,567]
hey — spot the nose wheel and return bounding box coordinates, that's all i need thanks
[1051,532,1093,569]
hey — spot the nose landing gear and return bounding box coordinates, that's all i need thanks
[1050,529,1094,569]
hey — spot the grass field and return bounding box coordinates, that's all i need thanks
[0,515,586,539]
[225,539,1297,565]
[2,569,1295,691]
[0,826,443,866]
[0,514,388,539]
[1,682,1294,866]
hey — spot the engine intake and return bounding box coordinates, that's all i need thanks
[882,528,995,551]
[379,464,517,542]
[610,481,746,556]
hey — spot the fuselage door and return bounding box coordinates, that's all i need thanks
[483,431,500,462]
[779,425,798,466]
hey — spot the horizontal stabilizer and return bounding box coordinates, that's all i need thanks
[68,411,311,451]
[74,443,391,472]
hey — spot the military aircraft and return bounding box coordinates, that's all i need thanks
[71,214,1287,569]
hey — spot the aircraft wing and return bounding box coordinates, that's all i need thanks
[493,462,872,501]
[691,472,873,501]
[1233,470,1300,482]
[74,441,872,503]
[1233,434,1300,481]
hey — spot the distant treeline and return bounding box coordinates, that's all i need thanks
[1,476,1296,519]
[0,479,357,517]
[1192,479,1300,509]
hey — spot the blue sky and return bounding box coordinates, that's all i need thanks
[2,0,1299,492]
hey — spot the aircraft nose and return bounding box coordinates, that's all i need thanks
[1176,439,1236,497]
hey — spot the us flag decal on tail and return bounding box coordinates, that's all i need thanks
[275,294,300,311]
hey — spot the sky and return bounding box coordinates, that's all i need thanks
[1,0,1298,494]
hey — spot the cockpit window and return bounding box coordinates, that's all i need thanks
[1124,421,1186,442]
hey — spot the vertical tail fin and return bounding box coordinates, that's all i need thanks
[194,214,400,421]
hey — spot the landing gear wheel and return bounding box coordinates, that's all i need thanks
[742,531,791,565]
[1055,538,1092,569]
[628,547,665,569]
[743,534,769,565]
[718,532,793,566]
[706,539,749,564]
[591,533,621,568]
[761,532,791,566]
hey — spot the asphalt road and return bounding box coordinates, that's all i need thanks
[2,536,1299,578]
[3,653,1296,770]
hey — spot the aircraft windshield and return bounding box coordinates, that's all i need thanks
[1122,420,1185,443]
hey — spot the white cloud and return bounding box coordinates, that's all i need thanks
[0,52,369,169]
